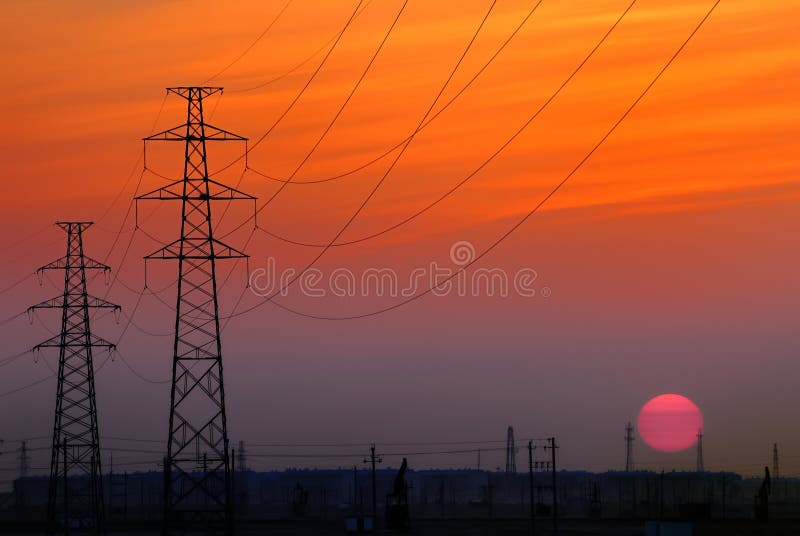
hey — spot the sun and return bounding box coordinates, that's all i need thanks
[637,394,703,453]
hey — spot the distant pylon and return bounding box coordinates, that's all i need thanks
[505,427,516,473]
[136,87,254,535]
[29,222,119,535]
[19,441,29,479]
[696,429,704,472]
[625,422,634,472]
[237,440,247,472]
[773,443,779,479]
[236,440,249,515]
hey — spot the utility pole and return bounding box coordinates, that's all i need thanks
[625,422,634,472]
[721,473,726,520]
[17,440,29,511]
[136,87,254,535]
[546,437,558,534]
[237,441,247,472]
[696,429,704,472]
[30,222,119,535]
[19,441,29,478]
[364,444,382,522]
[352,465,360,515]
[506,427,516,473]
[237,440,248,516]
[527,441,535,536]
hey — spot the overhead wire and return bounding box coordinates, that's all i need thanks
[221,0,496,241]
[220,0,499,323]
[210,0,409,300]
[245,0,545,187]
[202,0,294,85]
[225,0,375,94]
[260,0,629,248]
[208,0,368,177]
[139,0,368,310]
[229,0,720,321]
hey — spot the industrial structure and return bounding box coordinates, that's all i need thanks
[625,422,634,472]
[773,443,779,479]
[29,222,120,534]
[135,87,254,535]
[505,426,516,474]
[696,429,704,473]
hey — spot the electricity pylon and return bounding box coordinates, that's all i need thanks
[29,221,119,535]
[696,429,704,472]
[773,443,779,479]
[625,422,634,472]
[505,426,516,473]
[136,87,254,535]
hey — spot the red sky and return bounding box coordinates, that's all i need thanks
[0,0,798,479]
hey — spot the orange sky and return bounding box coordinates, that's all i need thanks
[0,0,799,476]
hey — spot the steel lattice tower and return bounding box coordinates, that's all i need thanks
[136,87,253,535]
[696,429,704,472]
[29,222,119,535]
[505,426,516,473]
[625,422,634,472]
[773,443,779,479]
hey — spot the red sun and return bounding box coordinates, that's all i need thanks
[637,394,703,453]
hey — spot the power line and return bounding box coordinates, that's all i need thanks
[220,0,499,324]
[238,0,720,322]
[115,350,169,385]
[253,0,409,211]
[202,0,294,85]
[257,0,631,249]
[0,272,34,297]
[209,0,409,303]
[209,0,366,177]
[245,0,544,187]
[95,92,169,226]
[0,375,53,399]
[0,349,31,368]
[223,0,496,239]
[226,0,375,94]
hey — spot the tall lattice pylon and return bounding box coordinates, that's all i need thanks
[136,87,254,535]
[29,222,119,535]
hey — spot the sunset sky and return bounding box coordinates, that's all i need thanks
[0,0,798,482]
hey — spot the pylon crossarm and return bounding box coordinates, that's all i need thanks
[202,123,247,142]
[144,124,190,141]
[206,177,255,199]
[28,295,120,311]
[144,238,248,260]
[136,178,255,202]
[36,255,110,273]
[33,333,116,350]
[167,86,223,99]
[144,122,246,143]
[136,180,184,200]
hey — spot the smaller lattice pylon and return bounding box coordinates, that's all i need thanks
[30,221,120,536]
